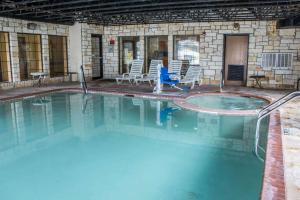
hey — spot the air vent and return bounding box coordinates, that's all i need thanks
[261,53,293,69]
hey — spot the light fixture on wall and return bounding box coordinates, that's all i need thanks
[267,21,277,38]
[233,23,240,31]
[27,23,38,30]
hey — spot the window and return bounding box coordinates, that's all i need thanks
[145,36,168,70]
[18,34,42,80]
[0,32,11,82]
[261,53,293,69]
[174,35,200,65]
[49,35,68,77]
[119,36,140,74]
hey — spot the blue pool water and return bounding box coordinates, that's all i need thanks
[0,93,268,200]
[187,95,268,110]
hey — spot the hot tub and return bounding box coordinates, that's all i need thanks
[174,93,270,115]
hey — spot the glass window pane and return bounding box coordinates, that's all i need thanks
[18,33,42,80]
[49,35,68,77]
[0,32,11,82]
[174,35,200,65]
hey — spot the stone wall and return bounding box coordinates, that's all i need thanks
[0,17,69,89]
[0,16,299,89]
[102,21,300,89]
[81,23,104,78]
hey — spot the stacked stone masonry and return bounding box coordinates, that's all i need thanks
[102,21,300,89]
[0,16,299,89]
[0,17,69,89]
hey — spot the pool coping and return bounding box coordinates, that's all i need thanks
[261,111,286,200]
[0,88,286,200]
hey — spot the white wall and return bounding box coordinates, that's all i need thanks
[69,22,82,76]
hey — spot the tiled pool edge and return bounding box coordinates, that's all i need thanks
[0,88,286,199]
[261,111,286,200]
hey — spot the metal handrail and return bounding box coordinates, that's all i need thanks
[220,69,224,92]
[255,91,300,161]
[258,91,300,117]
[80,65,88,94]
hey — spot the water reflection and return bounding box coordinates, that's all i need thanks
[0,93,268,163]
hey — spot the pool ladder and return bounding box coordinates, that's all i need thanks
[220,69,224,92]
[80,65,88,94]
[255,91,300,162]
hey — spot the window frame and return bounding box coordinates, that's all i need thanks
[17,33,43,81]
[173,35,200,65]
[0,31,12,83]
[48,35,69,77]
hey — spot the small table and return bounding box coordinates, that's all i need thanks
[67,72,78,82]
[250,75,266,88]
[30,72,48,87]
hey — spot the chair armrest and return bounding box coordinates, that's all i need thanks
[141,73,148,78]
[134,74,142,79]
[122,73,129,78]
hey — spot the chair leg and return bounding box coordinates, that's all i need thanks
[191,82,195,89]
[172,84,183,91]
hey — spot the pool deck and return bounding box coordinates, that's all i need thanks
[1,80,300,200]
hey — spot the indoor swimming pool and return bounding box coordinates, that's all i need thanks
[0,92,268,200]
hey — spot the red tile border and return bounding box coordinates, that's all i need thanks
[261,111,285,200]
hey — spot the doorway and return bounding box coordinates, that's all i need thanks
[119,36,140,74]
[91,35,103,79]
[223,35,249,86]
[145,36,168,72]
[49,35,68,77]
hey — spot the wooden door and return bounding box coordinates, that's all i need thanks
[91,35,103,79]
[224,35,248,86]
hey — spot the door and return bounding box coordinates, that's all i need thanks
[224,35,249,86]
[91,35,103,79]
[122,41,135,73]
[145,36,168,71]
[18,37,28,80]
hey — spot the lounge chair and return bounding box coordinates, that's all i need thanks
[160,67,183,90]
[168,60,182,81]
[179,64,202,89]
[116,59,144,84]
[136,60,163,85]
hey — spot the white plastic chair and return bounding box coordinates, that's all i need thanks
[179,65,202,89]
[136,60,163,85]
[116,59,144,84]
[168,60,182,80]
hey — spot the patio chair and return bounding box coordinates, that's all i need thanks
[136,60,163,85]
[160,67,183,90]
[179,64,202,89]
[116,59,144,84]
[168,60,182,81]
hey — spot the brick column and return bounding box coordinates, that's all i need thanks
[168,35,173,66]
[9,32,20,82]
[41,34,50,74]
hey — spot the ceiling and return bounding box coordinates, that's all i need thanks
[1,0,300,25]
